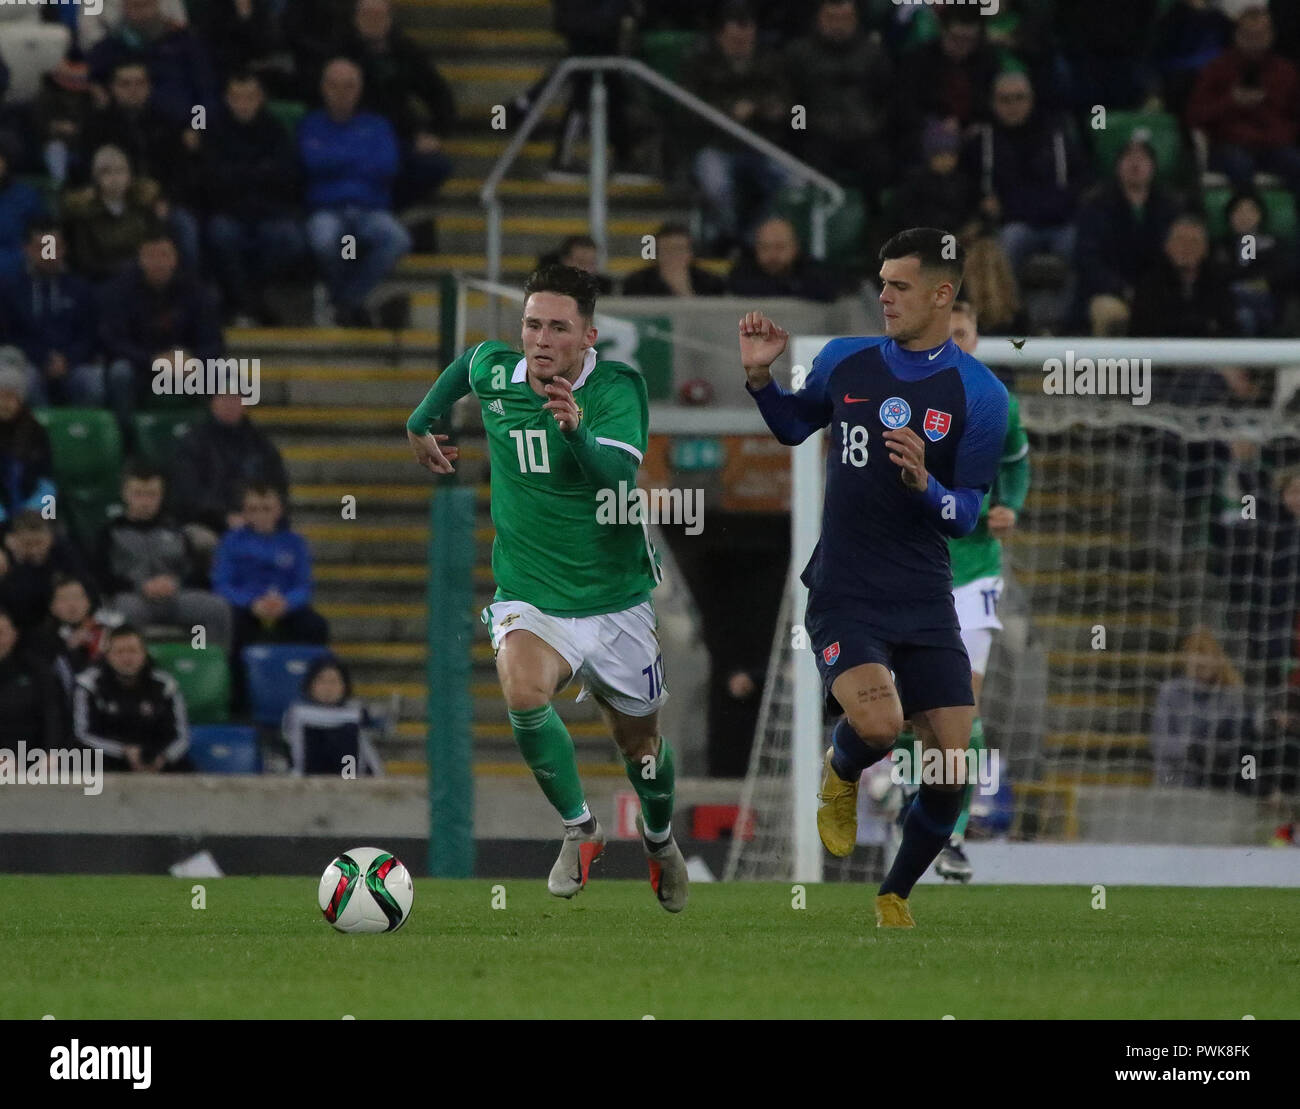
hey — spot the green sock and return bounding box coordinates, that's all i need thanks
[951,716,985,841]
[509,704,588,822]
[624,737,676,837]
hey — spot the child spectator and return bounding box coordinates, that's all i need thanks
[72,623,192,772]
[283,654,383,776]
[96,460,232,652]
[0,512,90,634]
[29,573,118,697]
[1213,189,1296,338]
[1150,627,1252,788]
[212,482,329,660]
[62,144,167,282]
[0,224,102,408]
[0,365,57,528]
[0,604,66,746]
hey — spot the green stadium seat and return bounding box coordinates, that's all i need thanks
[32,407,122,487]
[774,184,868,273]
[1203,186,1297,242]
[1089,110,1185,178]
[132,409,204,469]
[63,487,118,551]
[640,30,702,83]
[149,643,231,725]
[266,99,308,136]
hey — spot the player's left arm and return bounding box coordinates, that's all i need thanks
[989,393,1029,537]
[547,369,645,489]
[887,374,1008,538]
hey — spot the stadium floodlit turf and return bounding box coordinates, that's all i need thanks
[4,878,1296,1019]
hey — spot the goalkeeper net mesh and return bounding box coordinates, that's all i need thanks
[725,398,1300,882]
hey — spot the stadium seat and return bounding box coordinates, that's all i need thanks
[243,644,332,727]
[188,724,261,773]
[133,409,205,469]
[32,407,122,487]
[266,99,308,136]
[1089,111,1184,178]
[1202,186,1297,242]
[0,21,71,102]
[150,643,231,725]
[774,184,868,273]
[639,30,702,83]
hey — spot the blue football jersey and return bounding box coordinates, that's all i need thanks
[748,335,1008,604]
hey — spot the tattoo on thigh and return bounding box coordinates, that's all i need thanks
[856,683,894,704]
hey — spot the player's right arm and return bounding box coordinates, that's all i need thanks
[738,311,831,444]
[405,348,474,473]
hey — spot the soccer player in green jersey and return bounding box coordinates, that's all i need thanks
[934,300,1029,880]
[405,265,687,912]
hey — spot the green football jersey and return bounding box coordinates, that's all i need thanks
[949,391,1029,587]
[462,341,660,617]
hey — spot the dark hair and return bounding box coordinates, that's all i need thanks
[302,652,352,702]
[225,69,263,90]
[123,458,164,484]
[139,231,179,252]
[655,221,692,240]
[108,623,144,643]
[9,509,51,535]
[878,227,965,293]
[713,0,755,29]
[50,572,97,611]
[240,481,282,502]
[523,264,601,320]
[25,220,62,243]
[557,234,597,259]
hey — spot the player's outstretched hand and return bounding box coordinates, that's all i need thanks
[988,505,1017,537]
[408,428,459,474]
[883,426,929,491]
[543,375,581,432]
[738,311,789,387]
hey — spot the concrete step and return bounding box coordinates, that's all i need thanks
[395,0,552,32]
[440,61,548,112]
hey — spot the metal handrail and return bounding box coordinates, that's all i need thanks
[480,55,846,330]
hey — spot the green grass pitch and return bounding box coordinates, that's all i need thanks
[4,877,1296,1019]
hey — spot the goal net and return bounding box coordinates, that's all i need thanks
[725,337,1300,883]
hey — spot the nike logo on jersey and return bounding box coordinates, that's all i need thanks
[843,394,871,404]
[927,348,943,360]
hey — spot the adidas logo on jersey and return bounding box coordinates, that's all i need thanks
[488,399,505,415]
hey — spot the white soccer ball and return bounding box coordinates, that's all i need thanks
[318,847,414,933]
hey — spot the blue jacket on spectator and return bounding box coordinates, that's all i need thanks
[0,179,46,283]
[298,109,400,212]
[212,523,314,611]
[0,269,98,369]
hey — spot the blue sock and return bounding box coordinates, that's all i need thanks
[879,785,963,898]
[829,717,891,781]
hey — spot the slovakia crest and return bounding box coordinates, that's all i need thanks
[822,641,841,665]
[879,397,911,429]
[923,408,952,441]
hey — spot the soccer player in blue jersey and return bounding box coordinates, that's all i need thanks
[739,228,1009,927]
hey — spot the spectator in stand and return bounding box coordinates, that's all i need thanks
[86,0,217,130]
[280,0,359,99]
[99,233,224,439]
[197,0,293,94]
[783,0,894,195]
[896,9,1002,140]
[679,2,794,256]
[0,366,57,530]
[0,605,65,746]
[967,71,1087,290]
[0,140,47,284]
[727,216,842,302]
[168,393,289,561]
[536,234,615,295]
[213,483,329,669]
[0,512,90,635]
[339,0,456,216]
[72,624,193,772]
[0,224,102,408]
[284,653,383,776]
[299,57,412,327]
[1150,627,1252,788]
[1073,133,1185,335]
[622,222,726,296]
[1131,215,1237,337]
[1187,6,1300,197]
[201,71,307,326]
[1213,188,1297,337]
[96,461,233,652]
[82,60,203,272]
[28,574,118,698]
[32,59,97,189]
[1153,0,1235,120]
[888,118,980,239]
[62,144,167,283]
